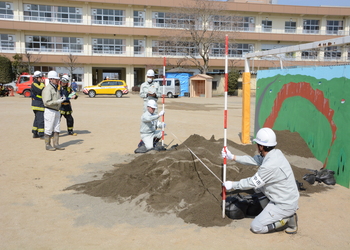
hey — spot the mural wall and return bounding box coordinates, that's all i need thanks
[255,65,350,188]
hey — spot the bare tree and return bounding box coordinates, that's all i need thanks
[160,0,237,74]
[23,51,42,75]
[62,54,82,79]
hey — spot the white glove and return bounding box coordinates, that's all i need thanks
[223,181,235,190]
[158,110,165,117]
[221,148,234,160]
[57,96,65,104]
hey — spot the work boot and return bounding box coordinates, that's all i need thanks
[285,213,298,234]
[267,218,289,233]
[44,134,56,151]
[33,132,39,138]
[68,130,77,136]
[53,132,65,150]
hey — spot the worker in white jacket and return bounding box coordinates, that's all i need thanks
[139,69,162,113]
[222,127,299,234]
[140,99,165,150]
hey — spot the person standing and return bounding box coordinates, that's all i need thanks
[30,71,45,139]
[222,127,299,234]
[71,79,78,92]
[139,69,162,113]
[139,99,165,151]
[42,71,65,151]
[59,75,78,136]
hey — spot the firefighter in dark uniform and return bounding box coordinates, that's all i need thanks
[59,75,78,136]
[31,71,45,138]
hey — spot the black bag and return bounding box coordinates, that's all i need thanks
[225,193,268,220]
[303,169,336,185]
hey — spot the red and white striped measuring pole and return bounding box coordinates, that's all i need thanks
[161,57,166,146]
[222,35,229,218]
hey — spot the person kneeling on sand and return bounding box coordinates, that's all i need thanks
[221,127,299,234]
[135,100,165,153]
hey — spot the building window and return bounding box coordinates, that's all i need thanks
[324,46,341,60]
[92,38,126,54]
[301,50,318,59]
[303,19,319,34]
[33,66,54,76]
[152,40,198,56]
[210,43,254,57]
[327,20,344,35]
[23,4,82,23]
[262,20,272,32]
[152,12,195,29]
[134,11,144,27]
[25,36,83,53]
[285,21,296,33]
[91,8,125,25]
[212,81,217,90]
[0,1,14,19]
[0,33,15,51]
[134,39,144,55]
[211,16,255,32]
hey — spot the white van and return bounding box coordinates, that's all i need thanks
[154,78,180,98]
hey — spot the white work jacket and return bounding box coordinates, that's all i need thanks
[233,149,299,210]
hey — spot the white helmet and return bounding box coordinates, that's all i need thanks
[33,71,43,78]
[60,75,70,83]
[47,71,60,79]
[147,99,157,109]
[146,69,155,77]
[253,127,277,147]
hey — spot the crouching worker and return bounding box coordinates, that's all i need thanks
[135,100,165,153]
[221,127,299,234]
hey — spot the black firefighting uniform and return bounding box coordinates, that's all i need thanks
[59,86,76,133]
[31,79,45,136]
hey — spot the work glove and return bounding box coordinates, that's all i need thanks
[221,148,234,160]
[57,95,65,104]
[158,110,165,117]
[223,181,235,190]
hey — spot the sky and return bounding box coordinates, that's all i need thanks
[277,0,350,7]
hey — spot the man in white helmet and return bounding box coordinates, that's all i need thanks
[221,127,299,234]
[137,99,165,152]
[30,71,45,139]
[139,69,162,113]
[42,71,65,151]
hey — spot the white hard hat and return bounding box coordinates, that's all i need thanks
[253,127,277,146]
[147,99,157,109]
[47,71,60,79]
[33,71,43,78]
[60,75,70,83]
[146,69,155,77]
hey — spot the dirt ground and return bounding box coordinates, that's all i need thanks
[1,93,350,250]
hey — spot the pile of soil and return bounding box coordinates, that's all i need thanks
[66,131,329,227]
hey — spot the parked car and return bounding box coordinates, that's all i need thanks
[153,78,180,98]
[16,74,46,97]
[83,79,128,98]
[4,81,17,91]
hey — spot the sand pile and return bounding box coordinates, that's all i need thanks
[66,131,329,227]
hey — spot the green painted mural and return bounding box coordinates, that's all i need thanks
[255,65,350,188]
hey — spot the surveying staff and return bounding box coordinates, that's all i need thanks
[140,69,162,113]
[42,71,65,151]
[222,127,299,234]
[30,71,45,139]
[59,75,78,136]
[140,100,165,150]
